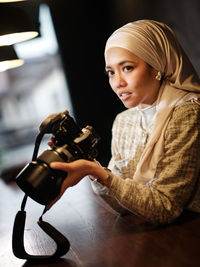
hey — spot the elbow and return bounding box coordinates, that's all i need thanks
[145,204,183,225]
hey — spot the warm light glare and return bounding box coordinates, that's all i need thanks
[0,32,39,46]
[0,1,26,2]
[0,59,24,72]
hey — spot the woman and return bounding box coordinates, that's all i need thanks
[49,20,200,224]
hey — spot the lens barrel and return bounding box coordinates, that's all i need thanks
[16,149,67,205]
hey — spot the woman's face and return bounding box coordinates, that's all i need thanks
[105,47,161,108]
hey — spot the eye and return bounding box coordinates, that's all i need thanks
[105,69,114,77]
[123,65,134,72]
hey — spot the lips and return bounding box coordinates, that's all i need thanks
[121,93,129,97]
[119,92,132,101]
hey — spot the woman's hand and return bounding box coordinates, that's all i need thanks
[47,159,113,210]
[48,136,55,147]
[47,159,95,209]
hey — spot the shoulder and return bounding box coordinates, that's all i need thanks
[113,108,138,125]
[166,101,200,139]
[112,108,138,134]
[112,108,139,132]
[170,101,200,122]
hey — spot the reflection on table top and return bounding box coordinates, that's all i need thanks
[1,177,200,267]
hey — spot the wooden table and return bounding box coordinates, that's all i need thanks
[1,176,200,267]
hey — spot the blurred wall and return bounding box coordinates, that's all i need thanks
[47,0,200,165]
[48,0,124,165]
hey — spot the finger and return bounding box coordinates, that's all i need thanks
[50,162,69,171]
[48,136,55,146]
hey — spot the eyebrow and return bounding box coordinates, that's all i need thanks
[105,60,137,70]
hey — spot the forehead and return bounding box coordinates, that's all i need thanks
[105,47,141,66]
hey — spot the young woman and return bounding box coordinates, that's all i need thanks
[48,20,200,225]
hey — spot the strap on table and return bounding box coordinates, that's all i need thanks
[12,194,70,261]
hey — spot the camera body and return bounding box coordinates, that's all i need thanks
[16,110,100,205]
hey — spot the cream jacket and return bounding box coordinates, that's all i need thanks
[105,101,200,224]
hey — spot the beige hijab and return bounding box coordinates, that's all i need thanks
[105,20,200,184]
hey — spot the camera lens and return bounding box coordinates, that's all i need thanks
[16,161,65,205]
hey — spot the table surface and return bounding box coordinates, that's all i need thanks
[1,176,200,267]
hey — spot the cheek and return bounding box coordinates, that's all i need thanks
[133,68,154,89]
[127,73,144,90]
[144,66,156,83]
[109,79,116,92]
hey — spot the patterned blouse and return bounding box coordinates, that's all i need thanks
[92,101,200,225]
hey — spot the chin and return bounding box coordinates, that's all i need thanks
[123,101,139,109]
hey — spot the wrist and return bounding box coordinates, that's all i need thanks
[97,168,113,188]
[88,161,113,187]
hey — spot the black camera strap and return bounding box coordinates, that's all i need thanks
[12,112,81,261]
[12,194,70,261]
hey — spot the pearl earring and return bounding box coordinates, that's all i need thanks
[156,71,162,81]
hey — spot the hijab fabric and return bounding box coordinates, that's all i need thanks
[105,20,200,184]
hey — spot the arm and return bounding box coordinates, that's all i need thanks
[109,102,200,224]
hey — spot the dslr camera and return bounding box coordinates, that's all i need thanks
[16,110,100,205]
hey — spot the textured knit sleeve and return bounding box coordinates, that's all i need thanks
[109,102,200,224]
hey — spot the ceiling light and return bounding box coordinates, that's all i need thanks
[0,45,24,72]
[0,1,26,3]
[0,5,39,46]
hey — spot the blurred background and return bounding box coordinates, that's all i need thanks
[0,0,200,182]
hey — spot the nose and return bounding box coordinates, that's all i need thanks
[112,73,127,91]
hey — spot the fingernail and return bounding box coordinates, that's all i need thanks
[50,162,56,168]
